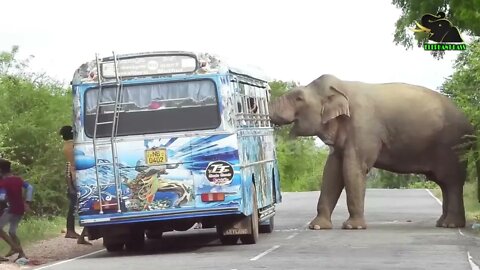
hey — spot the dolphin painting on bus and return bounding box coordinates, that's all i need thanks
[70,51,282,251]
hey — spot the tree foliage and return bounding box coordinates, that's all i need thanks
[0,46,72,216]
[367,168,431,189]
[392,0,480,59]
[440,39,480,182]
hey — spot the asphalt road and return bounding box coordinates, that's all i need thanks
[35,189,480,270]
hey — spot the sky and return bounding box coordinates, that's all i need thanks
[1,0,461,90]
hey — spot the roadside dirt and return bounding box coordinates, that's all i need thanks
[0,227,104,269]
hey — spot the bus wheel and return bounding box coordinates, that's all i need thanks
[240,185,259,244]
[103,233,125,252]
[259,216,275,233]
[125,229,145,251]
[105,243,124,252]
[216,226,239,245]
[145,230,163,240]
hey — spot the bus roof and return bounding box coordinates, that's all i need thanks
[71,51,271,85]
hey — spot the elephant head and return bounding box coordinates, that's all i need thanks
[268,74,350,145]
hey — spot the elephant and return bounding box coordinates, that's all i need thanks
[268,74,479,230]
[412,11,463,43]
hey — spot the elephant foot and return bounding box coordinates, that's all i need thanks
[435,215,446,227]
[440,215,466,228]
[308,216,333,230]
[342,217,367,230]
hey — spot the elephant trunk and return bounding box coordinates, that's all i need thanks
[268,94,295,125]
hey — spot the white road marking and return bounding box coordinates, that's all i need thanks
[274,228,300,232]
[459,229,465,236]
[468,252,480,270]
[33,249,106,270]
[250,245,280,261]
[286,232,299,240]
[425,189,442,205]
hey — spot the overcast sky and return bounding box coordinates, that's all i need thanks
[1,0,460,90]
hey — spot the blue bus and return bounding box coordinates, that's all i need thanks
[70,51,282,251]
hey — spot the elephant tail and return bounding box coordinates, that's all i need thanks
[468,132,480,202]
[475,142,480,203]
[458,132,480,202]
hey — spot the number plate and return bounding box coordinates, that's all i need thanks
[145,148,167,165]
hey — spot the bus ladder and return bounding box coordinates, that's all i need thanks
[92,51,124,214]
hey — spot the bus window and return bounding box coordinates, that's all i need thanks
[83,79,220,137]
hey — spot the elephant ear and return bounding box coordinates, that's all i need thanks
[321,86,350,124]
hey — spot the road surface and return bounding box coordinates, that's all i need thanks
[35,189,480,270]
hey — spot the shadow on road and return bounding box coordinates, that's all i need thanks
[92,228,224,258]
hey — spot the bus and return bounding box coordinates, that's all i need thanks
[70,51,282,252]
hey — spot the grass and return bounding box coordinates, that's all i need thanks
[430,181,480,223]
[0,216,64,255]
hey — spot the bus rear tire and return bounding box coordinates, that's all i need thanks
[216,226,239,245]
[103,232,125,252]
[105,243,124,252]
[125,229,145,251]
[240,185,259,244]
[145,230,163,240]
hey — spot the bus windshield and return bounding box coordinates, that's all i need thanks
[83,79,220,137]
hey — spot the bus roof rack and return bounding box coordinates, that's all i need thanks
[71,51,271,85]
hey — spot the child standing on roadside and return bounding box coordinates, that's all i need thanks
[0,159,33,260]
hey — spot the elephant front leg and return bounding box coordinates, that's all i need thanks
[342,147,368,230]
[309,153,344,230]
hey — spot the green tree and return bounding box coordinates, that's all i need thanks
[367,168,431,189]
[0,46,72,216]
[440,39,480,183]
[391,0,480,59]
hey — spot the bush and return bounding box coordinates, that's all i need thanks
[0,46,72,216]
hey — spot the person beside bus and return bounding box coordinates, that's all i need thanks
[0,159,33,260]
[59,125,91,245]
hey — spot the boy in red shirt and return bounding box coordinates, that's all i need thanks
[0,159,33,260]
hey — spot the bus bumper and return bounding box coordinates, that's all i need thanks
[79,205,242,227]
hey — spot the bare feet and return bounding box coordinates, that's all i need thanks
[4,249,18,257]
[77,238,92,245]
[65,231,80,239]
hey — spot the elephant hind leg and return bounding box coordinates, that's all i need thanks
[431,156,466,228]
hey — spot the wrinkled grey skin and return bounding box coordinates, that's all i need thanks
[268,74,478,230]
